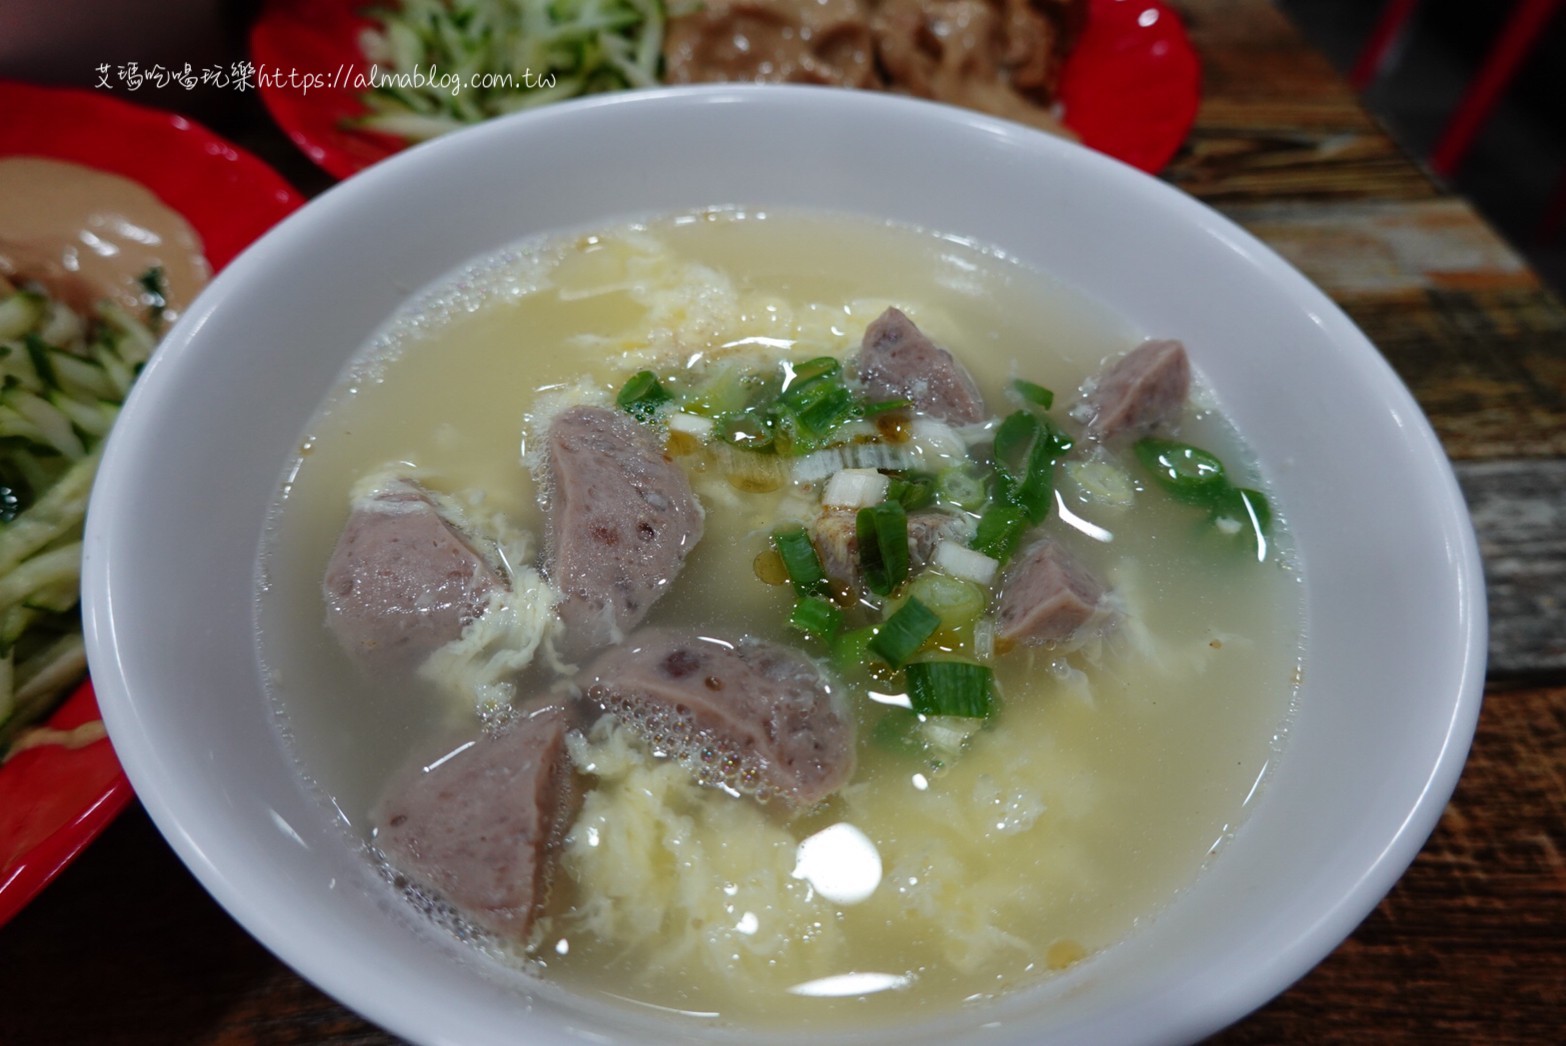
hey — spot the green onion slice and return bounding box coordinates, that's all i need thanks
[831,625,878,675]
[792,383,856,439]
[772,356,857,449]
[682,362,756,418]
[789,595,842,639]
[869,597,940,668]
[1216,486,1274,551]
[860,397,913,416]
[856,500,909,596]
[717,408,776,452]
[971,503,1029,564]
[1012,378,1054,409]
[905,571,987,632]
[885,473,937,512]
[1134,437,1229,506]
[935,467,987,511]
[616,369,672,421]
[870,708,925,756]
[906,661,994,718]
[784,356,840,388]
[992,410,1070,523]
[772,524,829,597]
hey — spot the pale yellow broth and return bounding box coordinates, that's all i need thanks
[258,209,1303,1033]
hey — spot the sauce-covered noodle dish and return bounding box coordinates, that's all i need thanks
[258,208,1304,1031]
[0,156,207,759]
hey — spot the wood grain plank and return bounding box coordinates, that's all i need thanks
[1166,0,1440,204]
[1192,199,1566,459]
[1347,287,1566,460]
[1171,133,1439,206]
[1213,681,1566,1044]
[1221,199,1536,297]
[1165,9,1566,462]
[1457,459,1566,675]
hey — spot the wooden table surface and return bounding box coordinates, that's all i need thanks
[3,0,1563,1042]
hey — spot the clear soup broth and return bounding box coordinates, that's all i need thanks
[257,209,1303,1032]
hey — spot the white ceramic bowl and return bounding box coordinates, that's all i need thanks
[82,85,1486,1045]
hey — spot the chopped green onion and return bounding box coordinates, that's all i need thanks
[1134,437,1228,506]
[906,568,988,629]
[1215,486,1274,552]
[793,384,857,438]
[785,356,840,388]
[971,503,1029,563]
[684,354,895,457]
[772,524,828,597]
[992,410,1035,470]
[681,361,757,418]
[1022,409,1074,457]
[789,595,842,639]
[856,501,909,596]
[991,410,1070,523]
[717,408,776,452]
[869,597,940,668]
[1135,438,1274,555]
[1013,378,1054,409]
[1063,458,1136,508]
[860,397,913,416]
[905,661,994,718]
[616,370,671,421]
[772,356,857,449]
[885,473,937,512]
[831,625,877,675]
[936,467,987,511]
[870,708,925,756]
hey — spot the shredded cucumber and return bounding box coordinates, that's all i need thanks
[0,276,160,757]
[354,0,668,142]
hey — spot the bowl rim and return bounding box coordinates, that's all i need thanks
[82,83,1488,1046]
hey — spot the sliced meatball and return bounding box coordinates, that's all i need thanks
[372,702,581,945]
[323,479,502,671]
[579,629,856,807]
[994,538,1107,648]
[853,307,987,425]
[811,508,968,595]
[544,405,704,662]
[1079,338,1191,441]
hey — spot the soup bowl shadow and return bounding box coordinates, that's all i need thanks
[81,84,1486,1046]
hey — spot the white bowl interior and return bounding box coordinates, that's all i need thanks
[82,85,1485,1046]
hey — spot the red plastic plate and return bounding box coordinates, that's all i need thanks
[0,80,304,928]
[252,0,1200,180]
